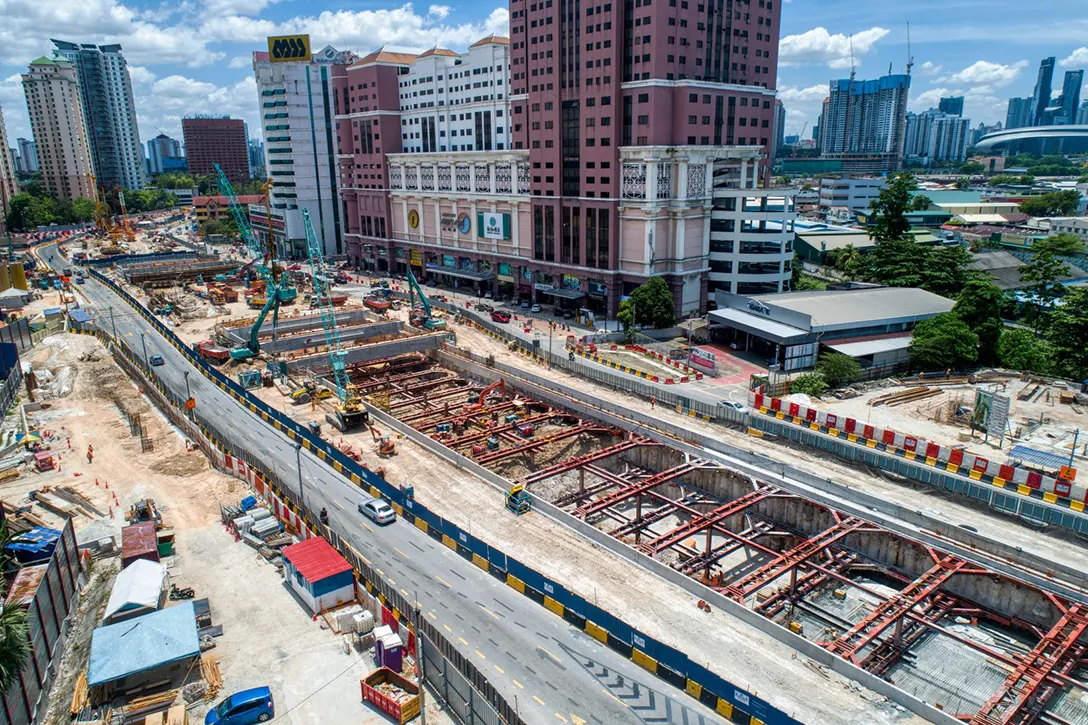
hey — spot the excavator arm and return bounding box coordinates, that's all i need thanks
[229,288,281,360]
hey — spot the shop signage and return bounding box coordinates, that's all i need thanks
[457,213,472,235]
[440,212,458,231]
[561,274,580,290]
[534,283,554,291]
[442,254,456,268]
[588,279,608,296]
[409,250,422,264]
[747,300,771,316]
[477,211,511,240]
[408,210,420,228]
[689,347,717,372]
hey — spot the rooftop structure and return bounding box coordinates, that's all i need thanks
[87,601,200,688]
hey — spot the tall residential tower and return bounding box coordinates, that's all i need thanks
[817,73,911,172]
[0,105,19,233]
[21,57,95,201]
[52,40,146,190]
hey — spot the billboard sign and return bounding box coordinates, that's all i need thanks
[477,212,510,240]
[268,35,311,62]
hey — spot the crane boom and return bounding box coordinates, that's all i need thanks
[214,163,263,263]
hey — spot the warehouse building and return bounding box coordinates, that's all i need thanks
[709,286,954,370]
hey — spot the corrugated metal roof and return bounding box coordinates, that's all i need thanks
[103,560,167,622]
[754,287,955,330]
[826,335,912,357]
[122,522,158,559]
[282,537,352,582]
[88,602,199,686]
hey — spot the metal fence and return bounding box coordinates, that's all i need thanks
[0,364,23,421]
[0,520,82,725]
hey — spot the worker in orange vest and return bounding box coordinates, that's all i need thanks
[86,445,94,464]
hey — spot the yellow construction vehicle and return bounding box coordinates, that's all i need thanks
[289,380,333,404]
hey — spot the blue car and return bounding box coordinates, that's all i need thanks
[205,687,274,725]
[149,354,165,366]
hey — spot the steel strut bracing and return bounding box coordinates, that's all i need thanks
[519,437,654,486]
[472,424,614,465]
[970,603,1088,725]
[822,555,971,663]
[643,489,770,554]
[572,459,711,519]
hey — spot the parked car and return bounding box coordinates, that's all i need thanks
[562,310,575,320]
[718,400,749,414]
[530,304,542,313]
[206,687,274,725]
[519,300,531,309]
[552,306,564,317]
[491,310,511,323]
[476,303,494,313]
[149,354,165,367]
[359,497,396,525]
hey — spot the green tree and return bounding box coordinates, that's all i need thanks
[153,172,196,189]
[617,298,634,340]
[814,352,861,388]
[1033,233,1085,256]
[870,172,917,243]
[952,280,1005,364]
[998,328,1051,373]
[790,372,829,398]
[1019,190,1081,217]
[953,178,970,190]
[910,194,932,211]
[958,161,984,175]
[909,313,979,370]
[1077,174,1088,184]
[989,174,1020,185]
[71,197,96,223]
[626,277,676,329]
[1019,250,1069,332]
[1018,174,1035,185]
[868,237,926,287]
[922,244,984,297]
[1046,287,1088,379]
[0,603,29,695]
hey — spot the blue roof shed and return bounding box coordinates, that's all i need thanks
[88,602,200,688]
[5,527,61,564]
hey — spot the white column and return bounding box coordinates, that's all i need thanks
[401,200,410,240]
[646,160,658,202]
[415,165,423,191]
[739,159,748,190]
[675,210,686,262]
[489,163,496,195]
[677,160,689,200]
[433,199,441,246]
[470,200,478,250]
[511,202,520,256]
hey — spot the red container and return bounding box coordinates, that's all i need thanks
[361,668,421,723]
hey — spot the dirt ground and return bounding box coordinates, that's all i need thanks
[6,332,454,725]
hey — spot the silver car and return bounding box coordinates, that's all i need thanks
[358,498,396,525]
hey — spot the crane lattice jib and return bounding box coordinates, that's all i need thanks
[302,210,352,404]
[406,268,431,318]
[213,163,264,264]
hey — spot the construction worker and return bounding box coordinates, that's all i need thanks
[650,395,657,410]
[86,445,94,464]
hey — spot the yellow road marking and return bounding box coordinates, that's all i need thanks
[393,547,409,559]
[572,716,587,725]
[607,692,627,708]
[533,696,545,706]
[387,578,396,586]
[401,589,410,598]
[443,624,452,632]
[494,665,504,675]
[458,637,469,646]
[374,567,384,577]
[538,646,562,664]
[435,575,451,588]
[427,612,437,620]
[332,501,345,510]
[360,522,373,533]
[476,650,486,659]
[480,605,500,620]
[554,714,568,723]
[513,680,524,689]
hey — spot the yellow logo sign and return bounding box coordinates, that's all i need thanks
[408,210,420,228]
[268,34,311,63]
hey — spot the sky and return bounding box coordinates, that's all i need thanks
[1,0,1087,152]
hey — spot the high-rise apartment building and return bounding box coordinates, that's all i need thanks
[904,109,970,165]
[0,105,19,233]
[147,133,183,175]
[335,17,793,317]
[10,148,22,176]
[1005,97,1032,130]
[818,74,911,172]
[773,100,786,158]
[52,40,145,190]
[181,117,249,184]
[249,45,355,259]
[938,96,963,117]
[247,139,265,179]
[1056,70,1083,125]
[22,57,95,201]
[1028,56,1055,127]
[1078,100,1088,125]
[16,138,38,173]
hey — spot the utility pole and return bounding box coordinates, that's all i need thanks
[183,371,193,420]
[140,332,149,368]
[109,306,117,341]
[414,589,427,725]
[294,442,304,510]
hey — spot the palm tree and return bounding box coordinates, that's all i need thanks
[0,603,29,693]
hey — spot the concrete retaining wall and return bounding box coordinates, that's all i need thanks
[262,320,404,354]
[286,332,448,372]
[224,308,371,343]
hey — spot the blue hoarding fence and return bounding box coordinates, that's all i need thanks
[79,264,801,725]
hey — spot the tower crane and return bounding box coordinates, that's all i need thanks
[302,208,368,431]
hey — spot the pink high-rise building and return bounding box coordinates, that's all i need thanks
[334,0,793,319]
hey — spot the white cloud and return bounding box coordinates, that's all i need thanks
[203,0,278,16]
[228,55,251,69]
[778,26,889,68]
[128,65,157,86]
[919,61,942,77]
[198,4,510,51]
[0,0,225,69]
[428,4,451,19]
[135,74,259,143]
[910,87,958,111]
[1061,47,1088,68]
[777,84,827,105]
[938,60,1027,89]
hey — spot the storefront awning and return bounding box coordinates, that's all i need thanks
[539,288,585,299]
[707,308,811,345]
[429,268,496,281]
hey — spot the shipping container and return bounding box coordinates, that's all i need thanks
[360,668,420,724]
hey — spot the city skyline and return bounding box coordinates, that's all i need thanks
[0,0,1086,151]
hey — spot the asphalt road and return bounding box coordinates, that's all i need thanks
[41,244,725,725]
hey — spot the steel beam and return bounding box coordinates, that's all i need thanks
[520,437,652,485]
[645,489,769,554]
[573,460,709,518]
[472,424,613,465]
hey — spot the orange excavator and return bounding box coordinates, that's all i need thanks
[370,423,396,456]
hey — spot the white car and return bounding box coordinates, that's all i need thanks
[718,400,749,414]
[358,498,396,525]
[530,304,542,313]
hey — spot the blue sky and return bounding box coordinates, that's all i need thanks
[1,0,1086,151]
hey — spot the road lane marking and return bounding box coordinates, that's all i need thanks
[479,605,501,620]
[606,692,627,708]
[475,650,486,659]
[554,714,568,723]
[533,696,545,706]
[513,680,524,689]
[443,624,452,632]
[401,589,410,598]
[374,567,384,577]
[458,637,469,646]
[435,575,452,588]
[393,547,409,559]
[332,501,345,510]
[360,521,373,533]
[427,612,437,620]
[538,646,563,664]
[493,665,504,675]
[387,577,396,586]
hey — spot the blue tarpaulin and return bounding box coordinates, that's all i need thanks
[88,602,199,687]
[1007,445,1069,471]
[5,526,61,564]
[68,309,93,324]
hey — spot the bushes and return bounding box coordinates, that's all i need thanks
[790,373,829,398]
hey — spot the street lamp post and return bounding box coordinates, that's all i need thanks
[109,306,118,341]
[414,590,428,725]
[183,371,192,420]
[140,332,149,368]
